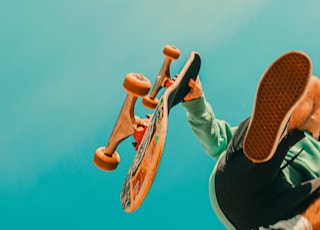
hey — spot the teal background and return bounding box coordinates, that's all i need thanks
[1,1,320,229]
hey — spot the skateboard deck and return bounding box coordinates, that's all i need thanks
[120,51,201,212]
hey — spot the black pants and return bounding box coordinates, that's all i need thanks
[215,117,320,229]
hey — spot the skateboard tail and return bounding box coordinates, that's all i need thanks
[167,52,201,110]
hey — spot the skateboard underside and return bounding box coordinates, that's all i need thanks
[120,52,201,212]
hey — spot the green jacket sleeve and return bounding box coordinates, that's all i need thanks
[182,95,237,159]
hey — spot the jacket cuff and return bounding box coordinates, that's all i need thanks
[181,95,208,117]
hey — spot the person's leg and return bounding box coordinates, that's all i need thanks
[289,75,320,140]
[303,197,320,229]
[214,51,319,229]
[243,51,312,163]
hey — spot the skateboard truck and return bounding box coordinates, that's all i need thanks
[142,45,181,109]
[94,73,152,171]
[93,45,181,172]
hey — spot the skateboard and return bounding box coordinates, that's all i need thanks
[94,45,201,212]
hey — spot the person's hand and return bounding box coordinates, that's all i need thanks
[184,76,203,101]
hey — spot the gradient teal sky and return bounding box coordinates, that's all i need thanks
[1,1,320,229]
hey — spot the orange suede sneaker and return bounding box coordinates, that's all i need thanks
[243,51,312,163]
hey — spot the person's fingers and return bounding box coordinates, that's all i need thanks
[188,78,196,87]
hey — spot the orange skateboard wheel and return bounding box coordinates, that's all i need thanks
[142,95,159,109]
[163,45,180,60]
[94,147,120,171]
[123,73,151,97]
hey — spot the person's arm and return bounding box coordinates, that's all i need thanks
[182,95,235,159]
[182,78,236,159]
